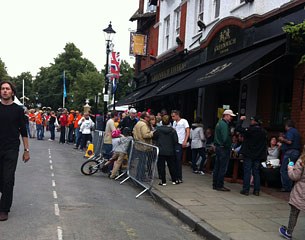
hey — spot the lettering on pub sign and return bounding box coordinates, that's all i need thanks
[207,25,243,60]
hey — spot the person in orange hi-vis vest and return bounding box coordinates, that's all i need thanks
[67,110,75,143]
[74,111,82,147]
[35,110,43,140]
[28,109,36,138]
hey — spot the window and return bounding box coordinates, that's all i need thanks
[214,0,220,18]
[174,7,181,37]
[198,0,204,21]
[164,16,170,50]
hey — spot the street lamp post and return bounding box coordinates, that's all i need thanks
[103,21,116,115]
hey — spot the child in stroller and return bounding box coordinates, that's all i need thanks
[101,127,133,178]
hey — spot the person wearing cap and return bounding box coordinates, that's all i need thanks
[213,109,236,191]
[278,120,301,192]
[236,115,267,196]
[118,108,138,133]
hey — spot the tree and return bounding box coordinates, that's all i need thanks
[11,72,34,106]
[113,60,135,101]
[0,58,10,82]
[33,43,103,111]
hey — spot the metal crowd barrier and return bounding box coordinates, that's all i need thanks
[89,130,104,160]
[120,140,159,198]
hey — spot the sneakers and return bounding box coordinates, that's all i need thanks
[192,170,199,174]
[158,182,166,186]
[198,171,205,175]
[279,226,292,239]
[253,191,260,196]
[0,212,8,221]
[48,139,54,141]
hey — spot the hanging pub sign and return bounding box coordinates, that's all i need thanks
[129,32,147,56]
[207,25,243,60]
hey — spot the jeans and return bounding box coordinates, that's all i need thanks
[242,158,261,192]
[68,124,74,143]
[281,149,300,191]
[0,150,19,212]
[103,143,113,159]
[26,123,31,138]
[59,126,66,143]
[157,155,176,183]
[36,124,43,140]
[49,124,55,140]
[213,146,230,188]
[175,144,183,181]
[191,148,206,172]
[74,128,80,144]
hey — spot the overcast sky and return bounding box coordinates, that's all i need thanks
[0,0,139,77]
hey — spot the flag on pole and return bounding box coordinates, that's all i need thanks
[63,71,67,98]
[110,52,120,93]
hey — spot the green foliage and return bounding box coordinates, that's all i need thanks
[11,72,34,105]
[115,60,135,101]
[283,20,305,64]
[0,58,10,82]
[0,42,135,112]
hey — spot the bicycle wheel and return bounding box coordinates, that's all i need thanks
[81,160,99,175]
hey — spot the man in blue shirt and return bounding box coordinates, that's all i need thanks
[278,120,300,192]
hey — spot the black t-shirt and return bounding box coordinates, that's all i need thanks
[0,102,27,151]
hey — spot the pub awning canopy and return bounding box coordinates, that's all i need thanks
[159,38,286,95]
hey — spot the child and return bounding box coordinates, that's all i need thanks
[109,127,133,179]
[279,147,305,239]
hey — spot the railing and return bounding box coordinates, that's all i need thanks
[120,141,159,198]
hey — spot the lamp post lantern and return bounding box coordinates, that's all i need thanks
[103,21,116,115]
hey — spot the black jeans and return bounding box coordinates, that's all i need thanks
[213,146,230,188]
[0,149,19,212]
[157,155,176,183]
[59,126,66,143]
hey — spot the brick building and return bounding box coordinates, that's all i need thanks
[119,0,305,141]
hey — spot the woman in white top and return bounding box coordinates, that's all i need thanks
[79,112,95,151]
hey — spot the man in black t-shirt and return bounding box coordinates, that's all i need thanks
[0,81,30,221]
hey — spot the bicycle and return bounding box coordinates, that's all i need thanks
[80,155,109,175]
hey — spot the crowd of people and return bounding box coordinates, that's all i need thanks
[0,80,304,238]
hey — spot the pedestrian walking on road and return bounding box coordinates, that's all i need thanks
[279,147,305,239]
[0,81,30,221]
[236,115,267,196]
[213,109,236,191]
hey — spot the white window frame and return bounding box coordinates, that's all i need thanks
[164,15,171,51]
[214,0,220,19]
[174,7,181,38]
[198,0,204,21]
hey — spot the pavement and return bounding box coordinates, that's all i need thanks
[151,165,305,240]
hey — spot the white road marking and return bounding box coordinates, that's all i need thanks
[49,155,52,158]
[49,160,53,164]
[57,226,63,240]
[51,173,55,177]
[52,180,56,187]
[53,191,58,199]
[54,204,60,216]
[50,165,53,170]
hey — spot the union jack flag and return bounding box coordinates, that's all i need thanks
[110,52,120,93]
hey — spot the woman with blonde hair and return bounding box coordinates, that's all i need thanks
[279,145,305,239]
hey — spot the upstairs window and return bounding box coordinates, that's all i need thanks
[198,0,204,21]
[174,7,181,37]
[164,15,171,50]
[214,0,220,18]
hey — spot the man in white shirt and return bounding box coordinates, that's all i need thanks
[171,110,190,183]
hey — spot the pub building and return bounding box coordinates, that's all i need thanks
[118,1,305,141]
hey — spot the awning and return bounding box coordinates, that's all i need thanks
[136,70,195,102]
[160,39,286,95]
[116,83,157,106]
